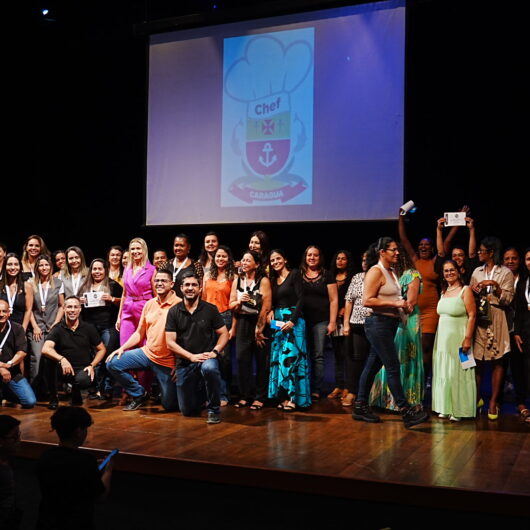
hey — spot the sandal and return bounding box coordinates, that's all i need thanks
[341,393,354,406]
[282,402,296,412]
[249,401,264,410]
[234,400,248,408]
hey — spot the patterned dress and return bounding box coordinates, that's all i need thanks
[268,270,311,408]
[370,269,424,410]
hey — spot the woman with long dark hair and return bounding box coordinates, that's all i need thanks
[248,230,271,273]
[353,237,429,428]
[327,250,354,401]
[299,245,338,400]
[80,258,122,399]
[432,259,477,421]
[0,253,33,331]
[471,236,514,420]
[107,245,124,287]
[268,249,310,410]
[198,231,219,280]
[52,250,66,278]
[202,245,236,405]
[229,250,271,410]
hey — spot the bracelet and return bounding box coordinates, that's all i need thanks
[58,356,64,364]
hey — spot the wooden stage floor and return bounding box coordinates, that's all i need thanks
[8,398,530,518]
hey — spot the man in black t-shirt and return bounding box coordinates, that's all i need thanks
[42,297,106,409]
[165,272,228,424]
[0,300,36,408]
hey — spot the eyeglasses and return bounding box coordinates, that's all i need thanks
[385,248,399,253]
[477,249,492,254]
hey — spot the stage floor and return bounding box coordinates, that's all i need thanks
[8,398,530,517]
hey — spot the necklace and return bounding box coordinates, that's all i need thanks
[446,284,460,292]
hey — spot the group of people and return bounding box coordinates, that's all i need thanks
[0,209,529,427]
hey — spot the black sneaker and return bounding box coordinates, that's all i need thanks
[123,392,149,411]
[206,411,221,424]
[402,407,429,428]
[352,401,381,423]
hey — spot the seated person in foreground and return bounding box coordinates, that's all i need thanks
[35,406,113,530]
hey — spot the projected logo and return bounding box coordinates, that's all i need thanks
[222,30,314,206]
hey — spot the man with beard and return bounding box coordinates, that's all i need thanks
[165,271,228,424]
[42,297,106,408]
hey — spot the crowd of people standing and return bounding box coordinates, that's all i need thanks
[0,208,529,427]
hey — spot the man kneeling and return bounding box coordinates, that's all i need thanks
[107,269,180,411]
[165,272,228,424]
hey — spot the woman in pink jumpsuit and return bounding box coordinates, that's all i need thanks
[116,238,155,401]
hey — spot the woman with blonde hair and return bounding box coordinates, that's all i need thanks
[115,238,155,403]
[116,238,155,344]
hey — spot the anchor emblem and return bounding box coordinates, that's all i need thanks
[258,142,277,168]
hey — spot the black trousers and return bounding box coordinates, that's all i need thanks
[236,314,270,402]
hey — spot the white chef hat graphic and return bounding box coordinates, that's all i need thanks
[225,35,312,102]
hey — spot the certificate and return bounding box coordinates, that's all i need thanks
[444,212,466,226]
[84,291,105,308]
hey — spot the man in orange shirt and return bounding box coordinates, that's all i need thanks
[107,269,181,411]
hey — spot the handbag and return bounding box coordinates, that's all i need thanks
[476,295,492,327]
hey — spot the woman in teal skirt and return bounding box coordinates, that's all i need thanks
[268,249,311,410]
[370,249,424,410]
[432,260,477,420]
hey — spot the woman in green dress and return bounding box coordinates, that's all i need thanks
[370,249,424,410]
[432,260,477,420]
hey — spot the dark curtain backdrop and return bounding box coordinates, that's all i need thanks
[11,0,527,269]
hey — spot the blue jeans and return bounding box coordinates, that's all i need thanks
[307,320,328,395]
[357,314,407,408]
[176,358,221,415]
[1,376,37,407]
[107,348,178,411]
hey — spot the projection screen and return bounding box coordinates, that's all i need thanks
[146,0,405,225]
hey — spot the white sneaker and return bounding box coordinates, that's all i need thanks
[438,413,448,418]
[449,416,461,422]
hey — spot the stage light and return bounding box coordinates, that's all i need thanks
[42,9,49,16]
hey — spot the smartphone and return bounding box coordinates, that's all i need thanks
[98,448,119,471]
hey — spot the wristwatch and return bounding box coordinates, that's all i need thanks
[212,349,219,356]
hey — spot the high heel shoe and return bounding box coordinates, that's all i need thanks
[477,398,484,410]
[487,406,499,421]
